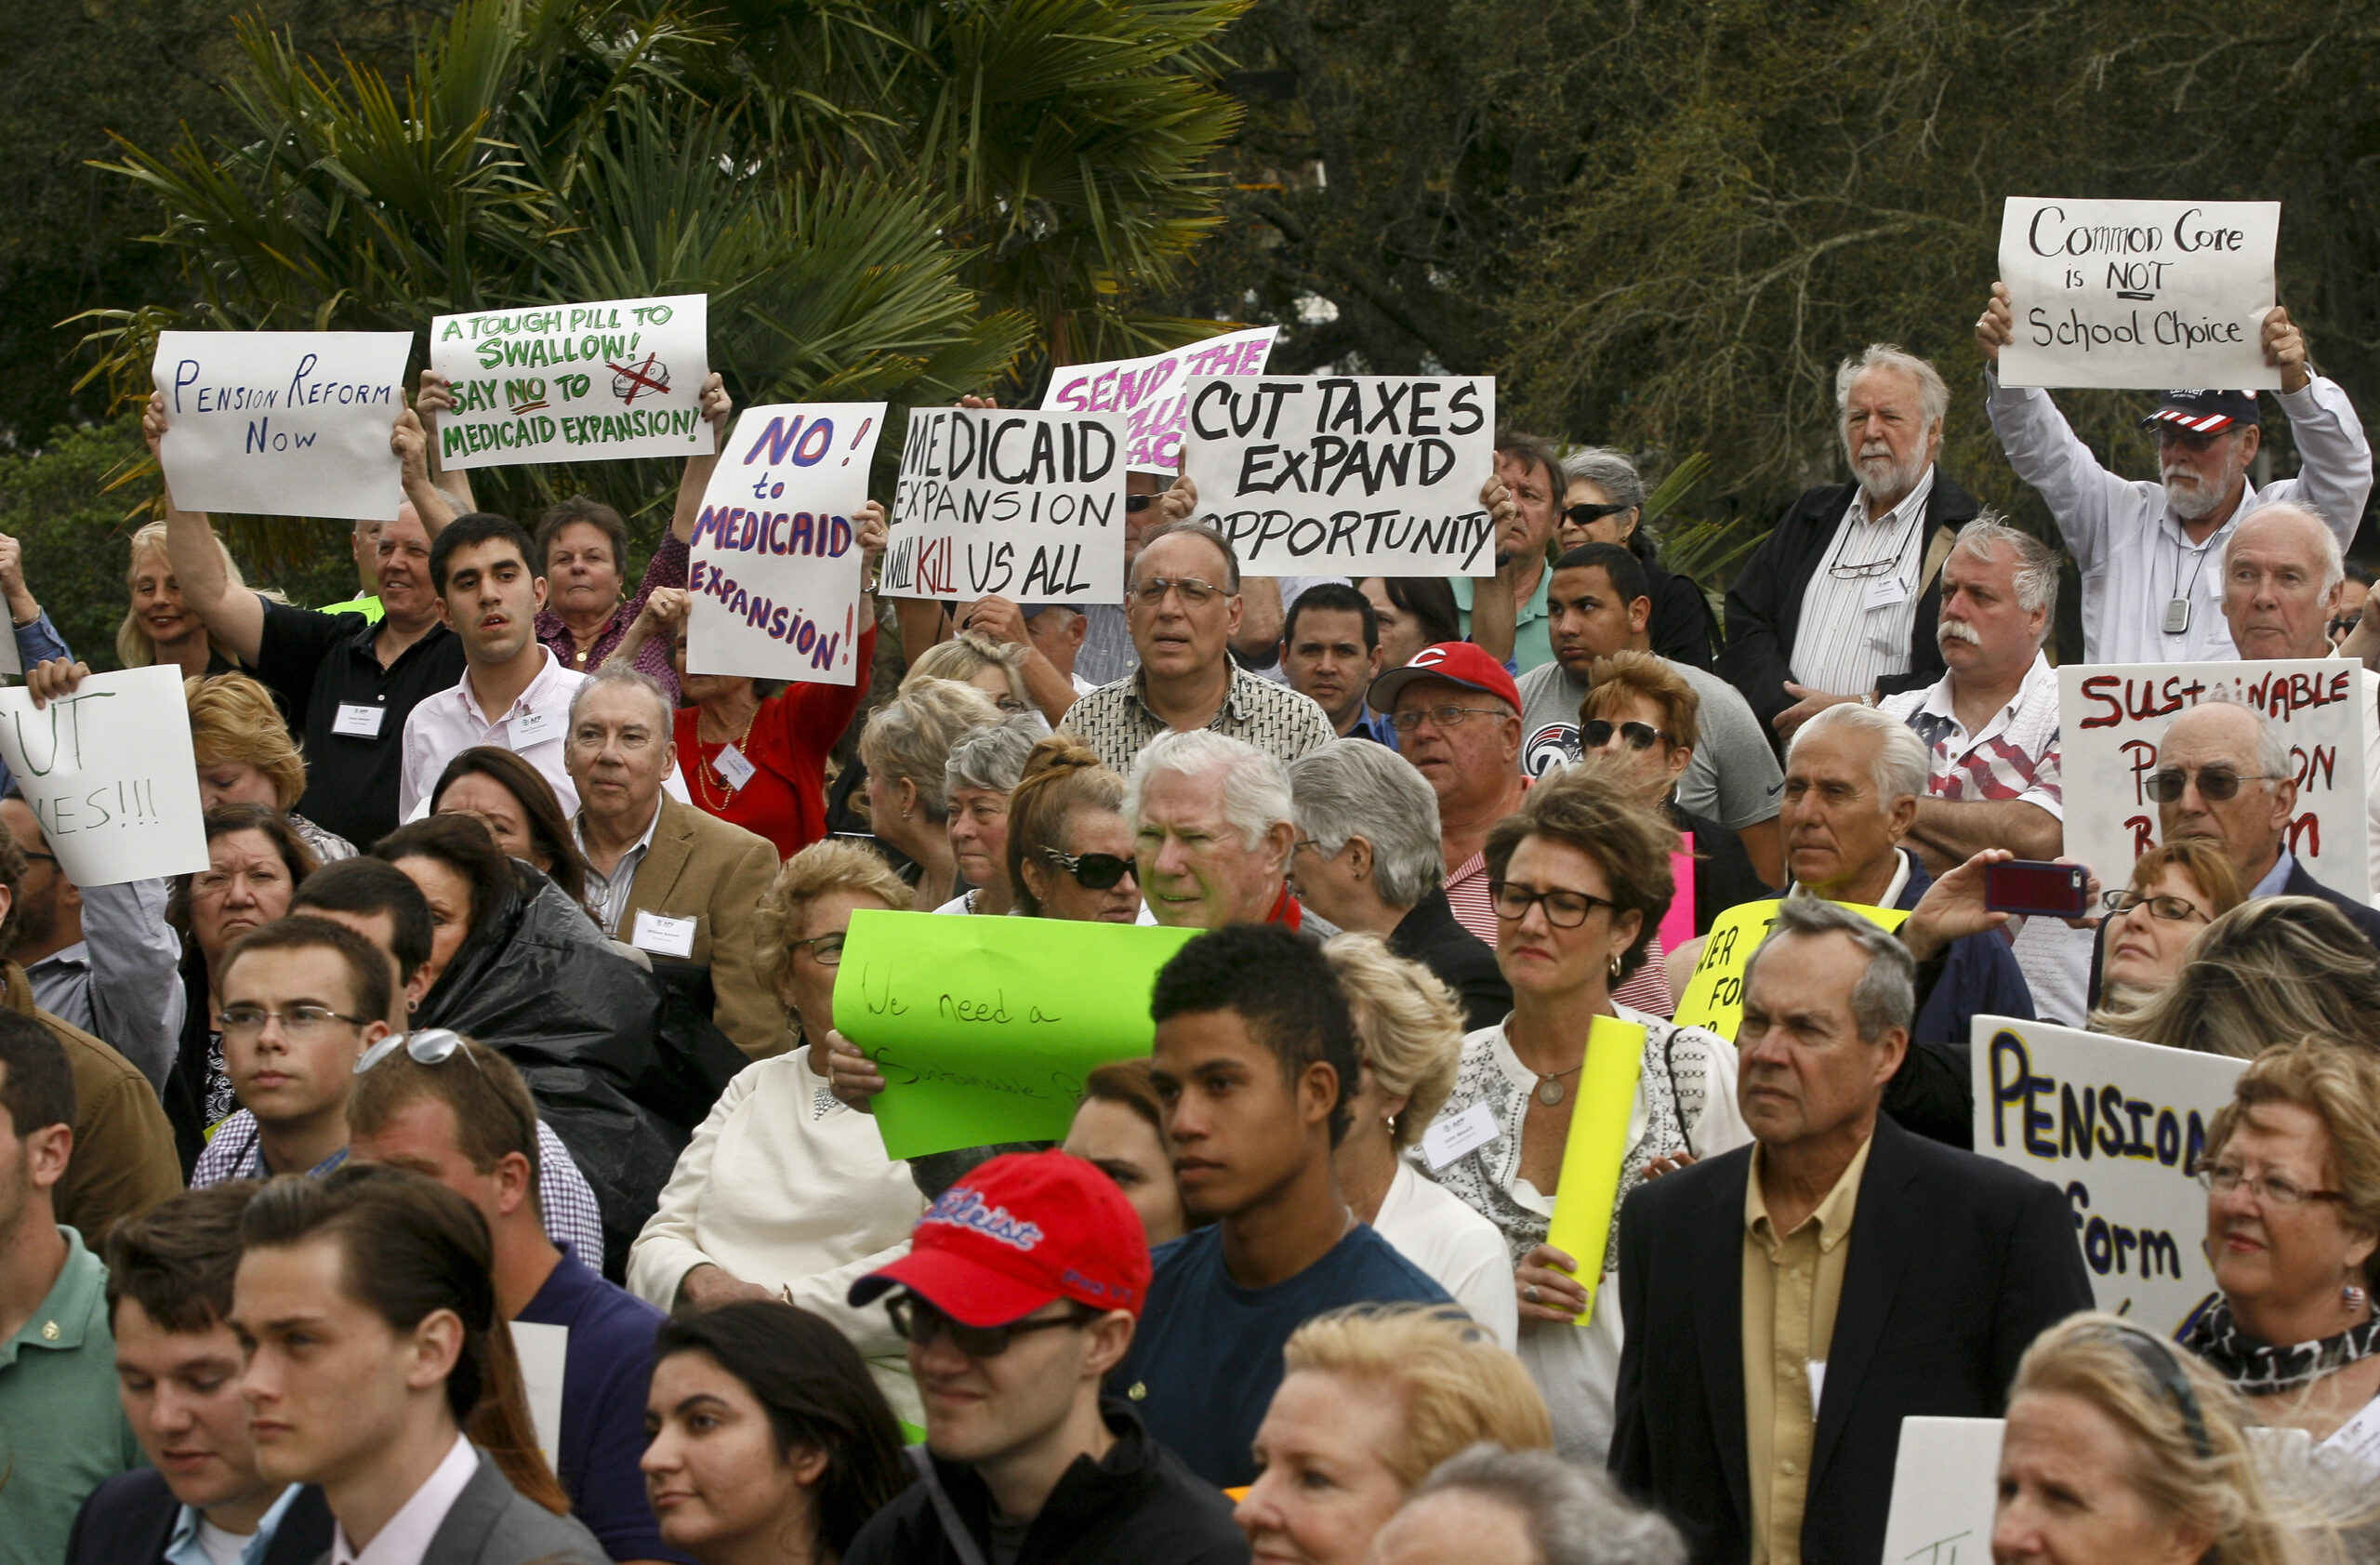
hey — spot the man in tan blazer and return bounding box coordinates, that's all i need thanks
[565,666,784,1059]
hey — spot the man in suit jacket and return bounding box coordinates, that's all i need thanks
[1608,897,2091,1565]
[566,664,783,1059]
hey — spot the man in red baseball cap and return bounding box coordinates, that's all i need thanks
[1368,642,1531,945]
[842,1150,1245,1565]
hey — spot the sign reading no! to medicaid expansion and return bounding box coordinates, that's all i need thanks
[430,294,709,469]
[152,331,413,520]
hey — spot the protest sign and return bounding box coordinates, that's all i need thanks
[1997,197,2281,391]
[1878,1417,2003,1565]
[1180,376,1499,576]
[152,331,412,519]
[883,407,1129,604]
[685,404,884,685]
[1041,325,1276,472]
[1971,1015,2241,1336]
[1542,1015,1647,1327]
[430,294,709,469]
[830,910,1200,1160]
[0,667,208,886]
[2059,659,2370,903]
[1672,899,1909,1041]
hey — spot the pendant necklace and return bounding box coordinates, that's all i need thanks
[1534,1066,1584,1107]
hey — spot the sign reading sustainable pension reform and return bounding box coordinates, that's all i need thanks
[430,294,709,468]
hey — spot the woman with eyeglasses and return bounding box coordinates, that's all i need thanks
[1005,736,1142,922]
[933,716,1042,916]
[2087,840,2249,1028]
[1423,766,1750,1461]
[628,839,928,1427]
[2103,896,2380,1058]
[1558,448,1721,670]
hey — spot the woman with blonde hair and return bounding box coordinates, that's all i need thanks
[183,672,355,863]
[1324,934,1517,1347]
[854,679,1003,906]
[121,521,250,677]
[2106,898,2380,1056]
[2088,839,2251,1029]
[1007,736,1142,922]
[1237,1304,1553,1565]
[905,629,1035,720]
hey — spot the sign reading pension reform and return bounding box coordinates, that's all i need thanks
[1997,197,2281,391]
[430,294,709,469]
[2059,659,2371,904]
[0,667,209,886]
[1970,1015,2242,1336]
[685,404,884,686]
[152,330,413,520]
[1180,375,1498,576]
[882,407,1129,605]
[1040,325,1276,472]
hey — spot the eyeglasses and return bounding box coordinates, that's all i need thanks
[354,1028,477,1075]
[2144,765,2286,803]
[788,933,846,967]
[2100,890,2209,923]
[1488,880,1617,929]
[2154,426,2231,453]
[1129,576,1227,609]
[1562,502,1633,529]
[1040,846,1136,891]
[1125,494,1157,514]
[221,1004,377,1042]
[2196,1162,2346,1209]
[1390,704,1509,734]
[1581,719,1673,752]
[885,1293,1088,1358]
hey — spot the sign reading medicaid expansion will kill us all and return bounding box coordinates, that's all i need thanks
[430,294,709,468]
[152,330,413,520]
[685,404,885,686]
[883,406,1130,605]
[1180,375,1499,576]
[1997,197,2281,391]
[1040,325,1276,472]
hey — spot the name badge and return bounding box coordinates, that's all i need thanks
[509,708,555,748]
[1861,576,1908,613]
[332,702,385,738]
[712,743,758,791]
[1421,1101,1499,1173]
[631,909,697,960]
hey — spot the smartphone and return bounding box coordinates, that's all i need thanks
[1983,859,2090,920]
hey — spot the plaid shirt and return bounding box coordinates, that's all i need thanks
[1058,661,1336,774]
[1878,650,2063,817]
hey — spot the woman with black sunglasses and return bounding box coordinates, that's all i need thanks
[1560,447,1723,670]
[1005,736,1143,922]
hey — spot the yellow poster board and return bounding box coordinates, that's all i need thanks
[1671,898,1908,1041]
[1542,1014,1648,1328]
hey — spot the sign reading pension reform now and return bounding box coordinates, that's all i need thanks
[1040,325,1276,472]
[430,294,709,468]
[1970,1015,2241,1337]
[152,330,413,520]
[685,404,885,685]
[1180,375,1499,575]
[2059,659,2371,904]
[1997,197,2281,391]
[882,407,1129,604]
[0,667,209,886]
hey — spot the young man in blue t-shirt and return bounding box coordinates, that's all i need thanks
[1116,923,1452,1486]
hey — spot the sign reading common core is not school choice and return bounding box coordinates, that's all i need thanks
[430,294,710,469]
[882,406,1130,605]
[152,330,414,520]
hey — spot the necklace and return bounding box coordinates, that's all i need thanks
[1532,1065,1585,1107]
[693,706,759,812]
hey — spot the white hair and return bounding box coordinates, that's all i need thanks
[567,663,673,735]
[1559,446,1646,511]
[1834,343,1950,433]
[1288,739,1446,908]
[1124,729,1294,852]
[2166,693,2292,781]
[1791,701,1930,802]
[944,714,1044,801]
[1407,1444,1685,1565]
[1950,511,2059,625]
[2223,500,2346,594]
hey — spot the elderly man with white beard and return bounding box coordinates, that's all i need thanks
[1976,284,2372,664]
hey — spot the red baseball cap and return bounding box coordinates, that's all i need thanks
[848,1149,1152,1326]
[1368,640,1523,717]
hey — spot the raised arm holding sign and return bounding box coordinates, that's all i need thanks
[151,330,416,520]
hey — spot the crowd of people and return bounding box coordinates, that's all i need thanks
[6,287,2380,1565]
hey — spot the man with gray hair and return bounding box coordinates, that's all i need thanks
[1370,1445,1686,1565]
[1128,729,1338,935]
[1718,344,1984,742]
[1609,896,2091,1565]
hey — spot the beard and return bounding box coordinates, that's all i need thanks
[1847,439,1926,507]
[2162,464,2221,521]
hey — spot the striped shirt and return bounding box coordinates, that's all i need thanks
[1878,650,2063,818]
[1787,466,1937,697]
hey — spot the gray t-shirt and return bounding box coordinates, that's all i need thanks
[1514,656,1783,830]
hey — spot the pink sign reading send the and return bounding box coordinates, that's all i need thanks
[1041,326,1276,472]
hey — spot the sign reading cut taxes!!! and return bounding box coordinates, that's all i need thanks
[1180,375,1499,575]
[883,406,1128,605]
[430,294,709,468]
[152,330,413,520]
[1997,197,2281,391]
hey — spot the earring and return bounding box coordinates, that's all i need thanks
[2347,1282,2369,1316]
[1609,955,1623,979]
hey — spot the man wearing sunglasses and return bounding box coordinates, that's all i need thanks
[843,1149,1243,1565]
[1978,282,2371,664]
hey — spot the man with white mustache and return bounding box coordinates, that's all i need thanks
[1977,282,2371,664]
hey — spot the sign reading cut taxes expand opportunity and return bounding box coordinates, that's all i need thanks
[1181,375,1498,575]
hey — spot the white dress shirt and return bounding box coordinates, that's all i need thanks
[330,1432,476,1565]
[398,647,587,820]
[1372,1160,1518,1349]
[1788,467,1937,697]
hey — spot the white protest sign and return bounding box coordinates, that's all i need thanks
[2060,659,2370,903]
[1041,325,1276,472]
[152,331,412,519]
[1180,375,1498,576]
[1971,1015,2241,1336]
[686,404,885,686]
[1997,198,2281,391]
[430,294,709,469]
[1878,1416,2002,1565]
[883,407,1128,604]
[0,667,208,885]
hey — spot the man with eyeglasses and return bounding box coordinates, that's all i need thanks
[1977,283,2371,664]
[1369,643,1533,947]
[843,1148,1244,1565]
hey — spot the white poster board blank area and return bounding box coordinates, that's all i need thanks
[2058,660,2370,904]
[0,667,209,885]
[1997,197,2280,391]
[152,331,413,520]
[1041,325,1276,472]
[1879,1416,2002,1565]
[430,294,709,469]
[1180,375,1498,576]
[884,407,1128,605]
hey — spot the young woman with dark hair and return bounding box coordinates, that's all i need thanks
[430,746,596,913]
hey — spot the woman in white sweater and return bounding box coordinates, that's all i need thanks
[628,840,927,1425]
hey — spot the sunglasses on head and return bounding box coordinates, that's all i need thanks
[1041,846,1135,891]
[2144,765,2285,803]
[1563,502,1633,528]
[886,1293,1090,1357]
[354,1028,476,1076]
[1581,718,1672,752]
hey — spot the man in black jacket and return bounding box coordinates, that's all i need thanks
[846,1149,1246,1565]
[1719,345,1980,744]
[1608,897,2090,1565]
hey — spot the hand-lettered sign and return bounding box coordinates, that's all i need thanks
[1672,899,1909,1041]
[1180,375,1499,575]
[430,295,710,469]
[1041,326,1276,472]
[686,404,884,685]
[2058,660,2370,904]
[152,331,412,520]
[1997,198,2281,391]
[1878,1417,2003,1565]
[883,407,1129,605]
[0,668,208,885]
